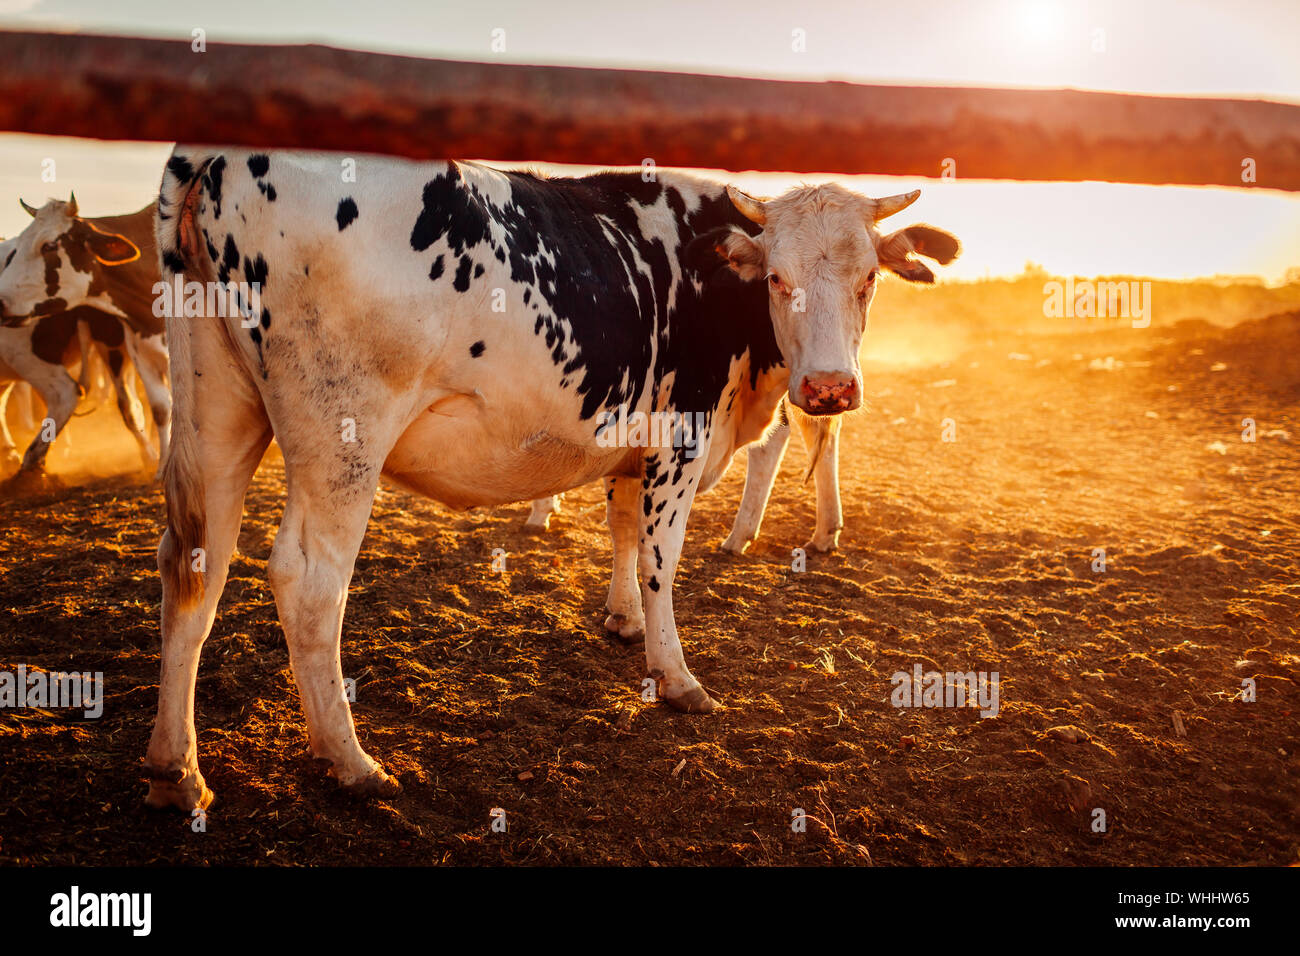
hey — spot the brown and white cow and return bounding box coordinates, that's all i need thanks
[0,303,162,476]
[0,198,172,476]
[144,150,958,810]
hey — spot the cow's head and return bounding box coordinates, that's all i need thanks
[706,183,960,415]
[0,195,140,327]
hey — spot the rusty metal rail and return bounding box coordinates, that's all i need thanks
[0,30,1297,190]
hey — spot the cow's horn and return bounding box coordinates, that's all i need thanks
[67,192,78,218]
[873,190,921,221]
[19,198,38,217]
[726,185,767,226]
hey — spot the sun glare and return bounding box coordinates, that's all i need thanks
[1011,0,1066,47]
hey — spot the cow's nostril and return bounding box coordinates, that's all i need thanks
[799,375,858,414]
[802,376,856,398]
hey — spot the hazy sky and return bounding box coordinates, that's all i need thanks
[5,0,1300,98]
[1,0,1297,280]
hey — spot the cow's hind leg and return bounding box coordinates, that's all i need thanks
[75,319,97,397]
[103,346,157,472]
[124,332,172,479]
[268,439,400,796]
[796,412,843,553]
[14,381,40,432]
[145,333,271,811]
[603,476,644,643]
[0,383,20,472]
[524,494,562,531]
[721,413,792,554]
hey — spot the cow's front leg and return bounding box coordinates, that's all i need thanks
[797,412,843,553]
[639,450,716,712]
[602,476,644,643]
[17,371,76,475]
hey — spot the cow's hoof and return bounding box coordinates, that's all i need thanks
[340,767,401,799]
[663,686,719,714]
[603,613,644,645]
[522,518,550,533]
[805,535,840,554]
[144,767,214,813]
[1,469,55,495]
[719,535,752,555]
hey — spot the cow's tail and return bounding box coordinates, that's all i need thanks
[787,402,831,485]
[155,149,220,609]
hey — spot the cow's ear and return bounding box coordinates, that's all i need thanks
[84,224,140,266]
[686,226,765,281]
[878,224,961,284]
[712,225,765,282]
[685,227,729,272]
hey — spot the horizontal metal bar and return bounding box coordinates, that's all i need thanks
[0,30,1296,189]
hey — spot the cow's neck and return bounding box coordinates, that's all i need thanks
[87,204,165,337]
[678,187,788,438]
[657,184,785,405]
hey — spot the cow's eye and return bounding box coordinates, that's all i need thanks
[857,272,878,299]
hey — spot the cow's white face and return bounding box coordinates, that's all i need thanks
[0,196,139,326]
[712,183,960,415]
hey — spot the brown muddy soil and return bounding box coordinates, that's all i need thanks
[1,313,1297,866]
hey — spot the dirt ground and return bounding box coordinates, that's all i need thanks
[1,310,1297,866]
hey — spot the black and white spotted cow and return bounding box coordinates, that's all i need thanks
[144,149,959,810]
[0,200,172,476]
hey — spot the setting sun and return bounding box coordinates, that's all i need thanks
[1010,0,1066,46]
